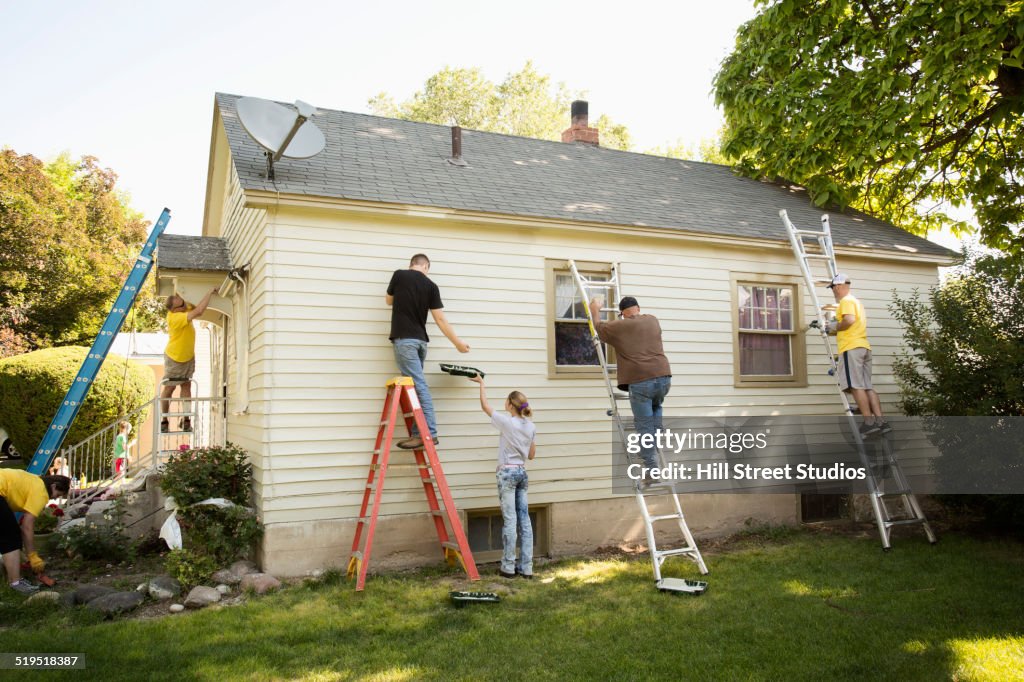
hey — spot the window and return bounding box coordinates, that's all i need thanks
[731,274,806,387]
[466,506,549,563]
[546,260,615,377]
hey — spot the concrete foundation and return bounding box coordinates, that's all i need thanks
[260,493,799,578]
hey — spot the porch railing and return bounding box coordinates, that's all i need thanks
[57,387,226,510]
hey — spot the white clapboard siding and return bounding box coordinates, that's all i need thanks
[206,203,946,526]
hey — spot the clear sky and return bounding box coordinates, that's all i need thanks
[1,0,758,236]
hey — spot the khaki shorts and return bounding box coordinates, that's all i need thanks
[838,348,873,391]
[164,354,195,382]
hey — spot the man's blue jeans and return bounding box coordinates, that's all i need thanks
[497,467,533,575]
[629,376,671,469]
[392,338,437,438]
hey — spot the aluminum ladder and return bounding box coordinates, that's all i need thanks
[779,210,936,549]
[568,260,708,593]
[27,208,172,476]
[347,377,480,590]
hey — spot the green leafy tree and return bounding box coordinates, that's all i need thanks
[891,249,1024,530]
[646,127,733,164]
[714,0,1024,252]
[369,61,633,149]
[0,150,159,355]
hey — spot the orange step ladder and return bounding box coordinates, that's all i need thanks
[347,377,480,590]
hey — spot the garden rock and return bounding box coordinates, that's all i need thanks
[148,576,182,600]
[229,560,258,579]
[26,591,63,606]
[240,573,281,595]
[67,584,117,606]
[184,586,221,609]
[87,591,144,616]
[216,584,231,595]
[169,603,185,613]
[212,569,241,585]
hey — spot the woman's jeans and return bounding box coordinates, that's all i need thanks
[497,467,533,575]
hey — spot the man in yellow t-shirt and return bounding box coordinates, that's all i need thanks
[0,469,71,594]
[162,288,218,433]
[827,274,890,438]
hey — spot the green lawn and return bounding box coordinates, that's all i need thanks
[2,528,1023,681]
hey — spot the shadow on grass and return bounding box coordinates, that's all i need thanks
[2,531,1022,681]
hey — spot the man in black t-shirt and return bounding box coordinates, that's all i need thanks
[386,253,470,449]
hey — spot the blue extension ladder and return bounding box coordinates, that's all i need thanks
[26,209,172,475]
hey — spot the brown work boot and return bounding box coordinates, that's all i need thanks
[396,436,423,450]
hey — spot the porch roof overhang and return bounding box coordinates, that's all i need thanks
[155,234,236,321]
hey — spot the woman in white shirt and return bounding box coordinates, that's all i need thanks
[469,374,536,579]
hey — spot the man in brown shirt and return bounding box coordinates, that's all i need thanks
[589,296,672,479]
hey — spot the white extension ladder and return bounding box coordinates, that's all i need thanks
[779,210,936,549]
[568,260,708,593]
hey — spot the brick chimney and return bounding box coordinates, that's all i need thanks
[561,100,599,146]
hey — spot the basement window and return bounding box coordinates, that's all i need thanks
[466,506,549,564]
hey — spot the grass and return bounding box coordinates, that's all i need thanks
[1,528,1022,681]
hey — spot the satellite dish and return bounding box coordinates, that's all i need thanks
[236,97,326,178]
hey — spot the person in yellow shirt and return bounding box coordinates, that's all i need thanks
[162,288,218,432]
[0,470,71,594]
[827,274,890,438]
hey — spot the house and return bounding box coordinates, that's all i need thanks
[156,94,953,577]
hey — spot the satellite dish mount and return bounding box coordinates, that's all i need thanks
[236,97,327,180]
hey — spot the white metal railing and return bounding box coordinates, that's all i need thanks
[58,385,226,510]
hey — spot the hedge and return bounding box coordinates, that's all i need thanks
[0,346,154,456]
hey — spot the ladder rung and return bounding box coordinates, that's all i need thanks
[430,510,445,517]
[649,514,682,522]
[803,254,833,260]
[440,541,461,551]
[613,392,629,401]
[876,489,913,497]
[884,518,927,528]
[795,229,828,237]
[162,412,195,417]
[654,547,699,559]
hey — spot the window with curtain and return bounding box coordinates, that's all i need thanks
[736,283,796,379]
[554,272,611,367]
[546,262,615,375]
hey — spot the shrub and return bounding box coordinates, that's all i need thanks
[178,505,263,565]
[161,443,263,573]
[160,443,253,507]
[0,346,153,457]
[891,249,1024,533]
[165,549,218,590]
[58,522,135,563]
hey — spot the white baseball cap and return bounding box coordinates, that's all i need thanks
[828,273,851,288]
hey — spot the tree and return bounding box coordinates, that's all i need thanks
[714,0,1024,252]
[647,127,733,164]
[369,61,634,150]
[0,150,156,355]
[891,249,1024,529]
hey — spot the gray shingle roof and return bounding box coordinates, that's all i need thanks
[157,234,233,271]
[215,92,953,259]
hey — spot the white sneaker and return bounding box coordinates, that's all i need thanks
[10,579,39,595]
